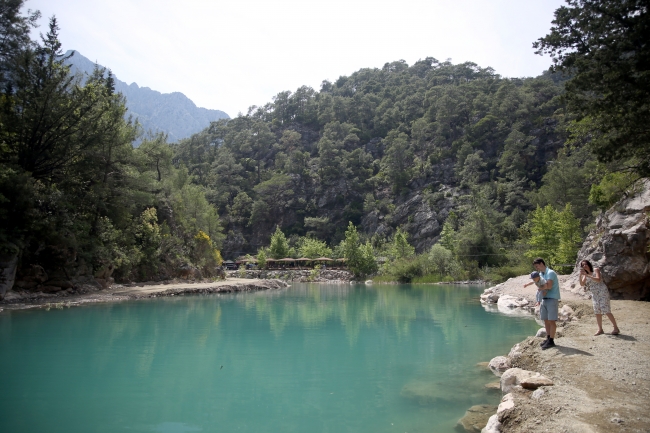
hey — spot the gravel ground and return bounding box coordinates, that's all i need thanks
[486,277,650,433]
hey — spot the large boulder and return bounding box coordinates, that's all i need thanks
[564,179,650,300]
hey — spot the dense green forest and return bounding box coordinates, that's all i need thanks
[0,0,647,287]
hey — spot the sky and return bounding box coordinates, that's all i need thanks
[25,0,565,118]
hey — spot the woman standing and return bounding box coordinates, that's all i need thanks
[579,260,620,336]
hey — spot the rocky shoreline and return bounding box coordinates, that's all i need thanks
[468,276,650,433]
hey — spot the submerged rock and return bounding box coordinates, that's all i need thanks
[455,404,497,433]
[400,380,483,405]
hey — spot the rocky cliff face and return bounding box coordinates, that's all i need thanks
[564,179,650,300]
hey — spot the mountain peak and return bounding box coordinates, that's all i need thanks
[64,50,229,143]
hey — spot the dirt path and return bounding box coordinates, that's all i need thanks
[487,277,650,433]
[0,278,288,311]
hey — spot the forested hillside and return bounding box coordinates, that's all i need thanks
[0,13,224,287]
[1,0,646,291]
[174,60,592,266]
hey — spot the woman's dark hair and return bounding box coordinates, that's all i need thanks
[532,258,545,266]
[581,260,594,273]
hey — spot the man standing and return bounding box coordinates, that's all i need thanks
[533,258,560,349]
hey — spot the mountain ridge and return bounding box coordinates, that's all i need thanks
[64,50,229,143]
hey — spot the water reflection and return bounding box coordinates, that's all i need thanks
[238,283,530,345]
[0,283,539,433]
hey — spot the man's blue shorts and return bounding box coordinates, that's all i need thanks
[540,298,559,321]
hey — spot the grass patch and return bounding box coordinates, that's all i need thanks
[369,274,397,283]
[411,274,455,284]
[486,263,531,284]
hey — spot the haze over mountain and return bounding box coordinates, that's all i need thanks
[65,50,229,143]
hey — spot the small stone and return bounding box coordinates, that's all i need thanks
[531,389,545,400]
[521,374,554,390]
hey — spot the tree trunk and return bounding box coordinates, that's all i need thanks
[0,245,19,300]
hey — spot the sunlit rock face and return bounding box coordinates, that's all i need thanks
[565,179,650,300]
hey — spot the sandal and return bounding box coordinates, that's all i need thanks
[611,329,620,335]
[594,330,604,336]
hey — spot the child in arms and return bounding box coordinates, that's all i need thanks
[524,271,548,306]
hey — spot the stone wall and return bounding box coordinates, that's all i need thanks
[564,179,650,300]
[226,269,354,283]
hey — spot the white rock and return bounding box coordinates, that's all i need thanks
[365,280,373,285]
[497,393,515,421]
[535,328,547,338]
[508,344,522,361]
[481,414,501,433]
[497,295,529,309]
[531,388,545,400]
[500,368,526,394]
[480,292,500,304]
[501,368,553,393]
[559,305,574,322]
[488,356,511,377]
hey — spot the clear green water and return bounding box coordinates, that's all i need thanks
[0,283,538,433]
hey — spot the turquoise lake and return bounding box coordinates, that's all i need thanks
[0,283,539,433]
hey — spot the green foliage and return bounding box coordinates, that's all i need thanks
[380,243,464,283]
[0,9,226,282]
[388,227,415,260]
[534,0,650,175]
[428,244,462,277]
[192,230,223,274]
[256,248,267,269]
[532,145,600,225]
[525,205,561,263]
[269,226,290,259]
[439,212,458,253]
[589,171,640,210]
[308,264,321,282]
[525,204,583,272]
[297,237,332,259]
[342,222,377,277]
[135,208,162,277]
